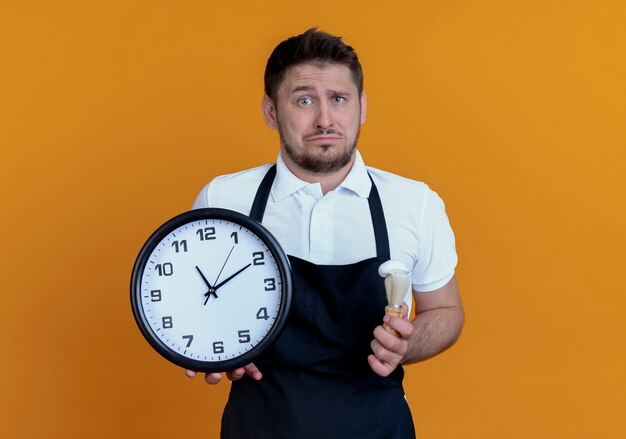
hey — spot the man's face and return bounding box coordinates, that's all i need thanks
[262,62,367,175]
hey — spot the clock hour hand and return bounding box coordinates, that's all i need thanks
[196,266,218,304]
[213,263,252,291]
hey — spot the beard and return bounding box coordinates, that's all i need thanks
[280,127,360,175]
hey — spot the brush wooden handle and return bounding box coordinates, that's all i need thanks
[383,305,402,337]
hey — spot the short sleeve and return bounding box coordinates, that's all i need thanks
[192,183,211,209]
[411,189,457,292]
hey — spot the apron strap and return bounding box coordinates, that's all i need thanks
[249,164,277,223]
[249,164,390,259]
[367,174,391,260]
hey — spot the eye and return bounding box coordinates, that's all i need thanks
[298,97,312,105]
[332,96,346,103]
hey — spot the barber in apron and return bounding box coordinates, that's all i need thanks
[221,165,416,439]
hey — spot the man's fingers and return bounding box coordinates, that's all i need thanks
[204,372,223,384]
[185,363,261,384]
[369,316,413,377]
[224,363,262,381]
[371,335,404,365]
[184,369,224,384]
[226,363,262,381]
[368,354,394,377]
[383,314,414,339]
[243,363,262,381]
[226,368,246,381]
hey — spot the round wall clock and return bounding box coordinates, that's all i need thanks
[131,208,292,373]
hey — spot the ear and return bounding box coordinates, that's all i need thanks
[359,91,367,124]
[261,94,278,130]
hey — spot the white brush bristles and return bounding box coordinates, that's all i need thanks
[378,261,410,306]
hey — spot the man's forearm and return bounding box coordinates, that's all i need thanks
[402,306,464,364]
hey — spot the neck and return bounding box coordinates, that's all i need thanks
[281,152,356,195]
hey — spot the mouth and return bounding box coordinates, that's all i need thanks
[304,129,343,143]
[305,134,343,143]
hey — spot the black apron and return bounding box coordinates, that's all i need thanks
[221,165,415,439]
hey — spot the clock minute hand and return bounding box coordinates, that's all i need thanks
[213,263,252,291]
[195,266,214,289]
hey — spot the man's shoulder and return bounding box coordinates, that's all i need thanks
[365,165,431,196]
[192,163,273,211]
[210,163,274,186]
[364,165,447,221]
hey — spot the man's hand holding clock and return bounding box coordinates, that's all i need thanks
[185,363,262,384]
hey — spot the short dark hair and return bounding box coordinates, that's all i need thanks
[264,28,363,102]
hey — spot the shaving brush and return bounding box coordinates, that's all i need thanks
[378,261,410,337]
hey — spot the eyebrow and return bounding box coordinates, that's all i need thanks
[289,86,351,96]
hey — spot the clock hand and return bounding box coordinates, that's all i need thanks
[203,289,218,305]
[196,266,214,288]
[213,263,252,291]
[213,245,235,286]
[196,266,218,305]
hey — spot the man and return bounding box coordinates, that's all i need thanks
[186,28,464,438]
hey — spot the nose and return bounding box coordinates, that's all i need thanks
[315,101,333,129]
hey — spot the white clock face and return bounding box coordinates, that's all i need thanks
[136,214,288,368]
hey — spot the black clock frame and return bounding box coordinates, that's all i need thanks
[130,208,293,373]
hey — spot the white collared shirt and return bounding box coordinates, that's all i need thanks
[193,151,457,300]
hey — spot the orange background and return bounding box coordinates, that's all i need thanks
[1,1,625,438]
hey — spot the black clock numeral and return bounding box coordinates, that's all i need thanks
[182,335,193,347]
[230,232,238,244]
[155,263,173,276]
[196,227,216,241]
[252,251,265,266]
[213,341,224,354]
[238,330,251,343]
[172,240,188,253]
[256,307,269,321]
[162,316,173,329]
[150,290,162,302]
[264,278,276,291]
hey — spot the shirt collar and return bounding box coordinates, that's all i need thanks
[271,150,372,202]
[338,150,372,198]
